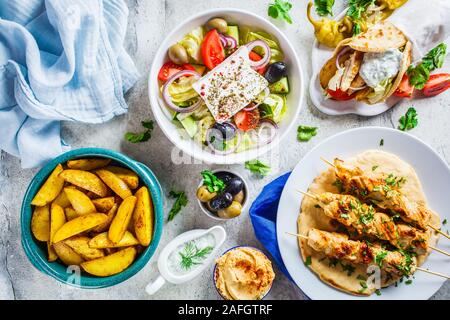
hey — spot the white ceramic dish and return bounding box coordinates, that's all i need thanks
[145,226,226,295]
[276,127,450,300]
[309,10,402,116]
[149,8,304,164]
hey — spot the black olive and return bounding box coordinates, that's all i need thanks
[214,172,234,184]
[212,122,236,141]
[264,62,288,83]
[223,178,244,196]
[209,192,233,211]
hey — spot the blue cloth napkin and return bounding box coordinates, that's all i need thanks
[249,172,293,281]
[0,0,139,168]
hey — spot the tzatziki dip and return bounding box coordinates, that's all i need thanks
[359,48,403,88]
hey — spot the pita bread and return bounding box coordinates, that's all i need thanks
[349,22,407,53]
[298,150,440,296]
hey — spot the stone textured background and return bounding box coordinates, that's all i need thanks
[0,0,448,299]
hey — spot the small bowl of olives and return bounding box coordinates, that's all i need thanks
[196,170,248,220]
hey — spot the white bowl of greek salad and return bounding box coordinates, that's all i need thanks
[149,8,303,164]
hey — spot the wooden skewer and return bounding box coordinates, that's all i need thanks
[285,232,450,279]
[320,157,450,241]
[416,267,450,280]
[295,189,450,257]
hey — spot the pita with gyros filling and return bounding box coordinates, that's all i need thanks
[320,22,412,105]
[297,150,440,296]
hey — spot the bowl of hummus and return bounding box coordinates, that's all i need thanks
[213,246,275,300]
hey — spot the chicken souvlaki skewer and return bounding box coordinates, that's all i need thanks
[323,158,447,238]
[298,191,449,257]
[286,229,450,280]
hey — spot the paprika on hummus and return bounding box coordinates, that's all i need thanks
[214,247,275,300]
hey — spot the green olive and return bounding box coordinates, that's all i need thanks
[234,191,245,204]
[197,186,216,202]
[168,44,188,65]
[218,201,242,219]
[206,18,228,33]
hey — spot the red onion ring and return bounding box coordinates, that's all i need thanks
[246,40,271,69]
[336,46,351,71]
[219,34,238,49]
[349,85,367,91]
[257,119,278,145]
[206,128,242,155]
[162,69,202,113]
[243,87,270,111]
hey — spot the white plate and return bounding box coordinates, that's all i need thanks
[309,10,402,116]
[148,8,304,164]
[276,127,450,300]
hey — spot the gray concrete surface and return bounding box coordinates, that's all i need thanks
[0,0,448,300]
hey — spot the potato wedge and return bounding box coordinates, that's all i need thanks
[31,164,65,206]
[67,158,111,171]
[59,169,108,197]
[133,186,154,246]
[31,205,50,241]
[89,231,139,249]
[95,169,132,200]
[47,242,58,262]
[53,242,84,266]
[64,207,79,221]
[92,197,115,213]
[108,196,136,244]
[81,247,136,277]
[64,187,96,215]
[52,189,71,208]
[104,166,139,189]
[53,213,108,243]
[50,203,66,244]
[64,236,104,260]
[91,203,118,233]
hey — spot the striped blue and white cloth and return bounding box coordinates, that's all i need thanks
[0,0,139,168]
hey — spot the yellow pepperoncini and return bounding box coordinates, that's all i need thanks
[307,2,352,48]
[377,0,408,10]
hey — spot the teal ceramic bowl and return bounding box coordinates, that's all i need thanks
[21,148,164,288]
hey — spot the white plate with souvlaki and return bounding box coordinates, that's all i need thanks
[276,127,450,300]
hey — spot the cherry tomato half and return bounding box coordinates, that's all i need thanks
[327,88,355,101]
[201,29,225,70]
[234,109,260,132]
[422,73,450,97]
[394,74,414,98]
[249,51,267,75]
[158,62,195,82]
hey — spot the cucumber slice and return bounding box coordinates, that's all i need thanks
[176,114,198,138]
[269,77,290,94]
[225,26,239,45]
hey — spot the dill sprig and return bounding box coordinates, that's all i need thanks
[179,241,213,270]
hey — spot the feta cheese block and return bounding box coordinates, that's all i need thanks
[192,46,269,123]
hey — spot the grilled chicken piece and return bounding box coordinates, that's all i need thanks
[340,51,364,91]
[333,159,431,230]
[316,192,429,254]
[348,75,366,95]
[307,228,417,277]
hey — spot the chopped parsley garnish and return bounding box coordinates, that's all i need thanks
[405,279,413,285]
[297,125,318,142]
[443,219,447,225]
[396,250,415,276]
[340,213,350,220]
[328,258,339,267]
[374,251,388,268]
[346,0,375,35]
[375,289,382,296]
[398,107,418,131]
[314,0,335,16]
[124,120,154,143]
[179,241,213,270]
[268,0,293,24]
[372,165,379,171]
[168,190,188,221]
[407,43,447,89]
[245,160,271,176]
[379,139,384,146]
[201,170,225,193]
[305,256,312,266]
[359,206,375,225]
[332,179,344,192]
[358,280,368,293]
[341,263,356,276]
[356,274,366,281]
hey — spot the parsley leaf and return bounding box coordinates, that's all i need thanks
[125,120,154,143]
[314,0,335,16]
[375,289,382,296]
[398,107,418,131]
[201,170,225,193]
[297,125,318,142]
[407,43,447,89]
[305,256,312,266]
[405,279,413,285]
[168,191,188,221]
[268,0,293,24]
[375,251,388,268]
[443,219,447,225]
[245,160,271,176]
[379,138,384,146]
[346,0,375,35]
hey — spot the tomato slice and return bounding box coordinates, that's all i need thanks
[234,109,260,132]
[394,74,414,98]
[422,73,450,97]
[327,88,355,101]
[249,51,267,75]
[201,29,225,70]
[158,62,195,82]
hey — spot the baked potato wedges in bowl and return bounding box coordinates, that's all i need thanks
[21,148,164,288]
